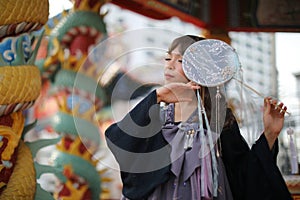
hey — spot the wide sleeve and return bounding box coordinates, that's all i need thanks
[105,90,171,200]
[220,118,292,200]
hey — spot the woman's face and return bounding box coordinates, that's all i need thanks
[164,47,189,84]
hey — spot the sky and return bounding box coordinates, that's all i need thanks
[49,0,300,105]
[49,0,73,17]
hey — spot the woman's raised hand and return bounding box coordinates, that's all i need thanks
[156,82,201,103]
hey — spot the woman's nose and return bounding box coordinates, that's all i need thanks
[165,61,175,70]
[166,64,174,70]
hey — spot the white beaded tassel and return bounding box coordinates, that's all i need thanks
[287,127,298,174]
[197,89,218,197]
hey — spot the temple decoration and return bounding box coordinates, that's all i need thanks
[32,0,114,199]
[0,0,49,199]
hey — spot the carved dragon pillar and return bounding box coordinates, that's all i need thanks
[33,0,112,199]
[0,0,49,199]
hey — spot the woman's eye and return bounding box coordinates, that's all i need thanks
[178,59,183,63]
[165,58,171,61]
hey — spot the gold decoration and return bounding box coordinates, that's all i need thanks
[0,66,41,105]
[0,141,36,199]
[0,0,49,25]
[0,112,24,161]
[56,136,98,166]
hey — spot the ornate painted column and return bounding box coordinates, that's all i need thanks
[33,0,112,199]
[0,0,49,199]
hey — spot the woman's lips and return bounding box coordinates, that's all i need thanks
[164,73,174,79]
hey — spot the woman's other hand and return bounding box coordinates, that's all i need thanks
[263,97,287,149]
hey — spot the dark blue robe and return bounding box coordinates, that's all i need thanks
[105,90,292,200]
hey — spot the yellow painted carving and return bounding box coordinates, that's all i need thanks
[0,111,24,161]
[0,141,36,199]
[56,137,97,166]
[0,66,41,105]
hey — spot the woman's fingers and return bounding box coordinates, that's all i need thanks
[264,97,272,114]
[265,97,288,117]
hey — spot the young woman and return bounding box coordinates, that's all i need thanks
[105,35,292,200]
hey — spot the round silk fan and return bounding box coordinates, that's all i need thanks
[182,39,241,87]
